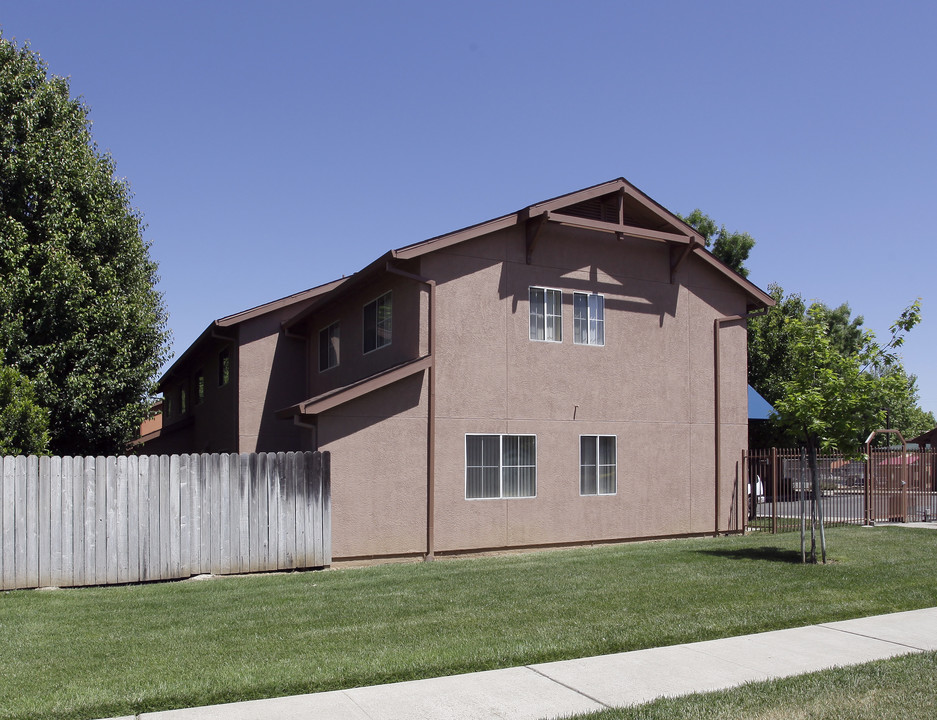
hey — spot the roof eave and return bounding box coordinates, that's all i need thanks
[282,252,395,331]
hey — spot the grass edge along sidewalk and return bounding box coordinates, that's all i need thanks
[2,526,936,720]
[559,649,937,720]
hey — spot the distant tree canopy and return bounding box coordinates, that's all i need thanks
[678,209,756,277]
[0,36,169,455]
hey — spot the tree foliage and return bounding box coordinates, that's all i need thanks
[770,303,920,456]
[0,36,169,455]
[0,356,50,456]
[747,285,930,448]
[876,367,936,442]
[678,209,756,277]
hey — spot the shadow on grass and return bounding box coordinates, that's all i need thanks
[698,546,803,564]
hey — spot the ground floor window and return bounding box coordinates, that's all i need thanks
[580,435,616,495]
[466,434,537,499]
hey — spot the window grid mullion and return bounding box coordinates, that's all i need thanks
[498,434,504,499]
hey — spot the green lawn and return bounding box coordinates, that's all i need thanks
[561,650,937,720]
[1,526,936,720]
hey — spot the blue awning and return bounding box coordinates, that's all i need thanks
[748,385,775,420]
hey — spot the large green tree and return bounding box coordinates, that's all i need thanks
[0,37,169,455]
[678,209,756,277]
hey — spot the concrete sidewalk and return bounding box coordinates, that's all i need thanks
[109,607,937,720]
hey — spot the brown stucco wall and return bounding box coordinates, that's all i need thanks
[420,221,749,555]
[141,337,239,454]
[237,308,308,452]
[313,220,752,560]
[302,274,427,400]
[316,372,429,559]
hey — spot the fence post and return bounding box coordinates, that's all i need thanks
[770,447,778,534]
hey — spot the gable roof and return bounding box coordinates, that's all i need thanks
[392,177,694,259]
[282,178,773,333]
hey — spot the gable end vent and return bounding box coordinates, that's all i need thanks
[560,194,620,224]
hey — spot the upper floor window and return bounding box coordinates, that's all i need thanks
[363,291,392,354]
[466,434,537,499]
[580,435,616,495]
[180,387,188,415]
[319,321,340,371]
[530,287,562,342]
[218,348,230,386]
[574,292,605,346]
[194,370,205,405]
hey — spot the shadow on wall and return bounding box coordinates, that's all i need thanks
[316,371,426,447]
[255,333,308,452]
[497,254,681,327]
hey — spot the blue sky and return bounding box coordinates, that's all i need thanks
[3,1,936,415]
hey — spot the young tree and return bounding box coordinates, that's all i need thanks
[772,301,923,563]
[748,285,877,448]
[678,209,756,277]
[0,37,169,455]
[0,358,50,456]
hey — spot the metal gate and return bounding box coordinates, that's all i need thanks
[745,447,937,533]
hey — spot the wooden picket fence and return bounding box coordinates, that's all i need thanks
[0,451,330,591]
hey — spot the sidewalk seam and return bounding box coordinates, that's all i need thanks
[525,665,613,710]
[342,689,380,719]
[819,624,928,653]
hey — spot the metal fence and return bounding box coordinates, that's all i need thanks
[0,451,330,591]
[745,448,937,533]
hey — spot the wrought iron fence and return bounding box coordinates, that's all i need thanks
[745,448,937,533]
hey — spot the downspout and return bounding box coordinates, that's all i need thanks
[386,262,437,561]
[293,415,317,450]
[713,308,766,536]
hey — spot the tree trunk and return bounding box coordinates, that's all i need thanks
[806,440,827,564]
[800,446,806,563]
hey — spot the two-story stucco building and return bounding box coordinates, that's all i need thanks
[139,178,774,562]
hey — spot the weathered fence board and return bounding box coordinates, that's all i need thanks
[0,451,329,591]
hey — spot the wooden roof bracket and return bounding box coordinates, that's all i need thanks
[282,324,307,341]
[669,239,699,284]
[525,212,547,264]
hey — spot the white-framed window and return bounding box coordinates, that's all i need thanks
[363,291,392,354]
[319,321,340,372]
[466,434,537,499]
[580,435,617,495]
[574,292,605,346]
[530,287,562,342]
